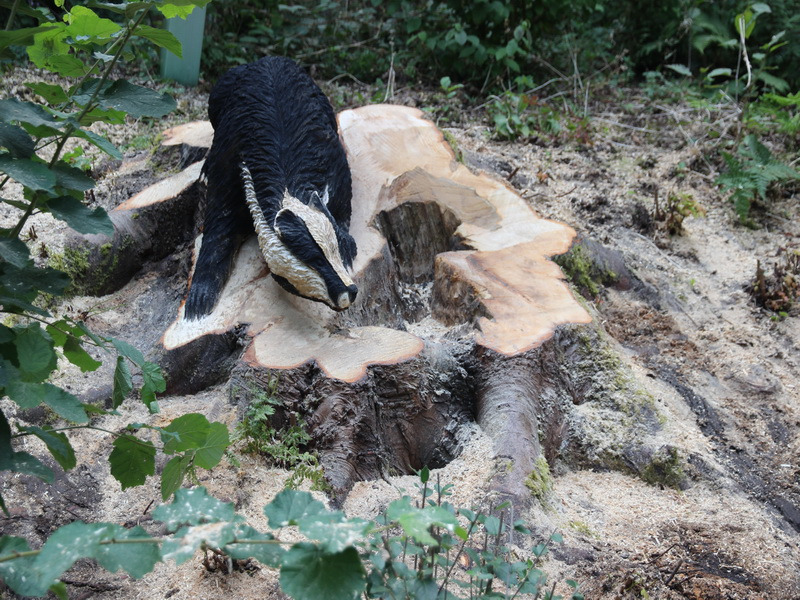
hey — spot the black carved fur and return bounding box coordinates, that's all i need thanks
[185,56,356,319]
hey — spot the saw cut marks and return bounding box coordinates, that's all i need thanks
[162,105,590,381]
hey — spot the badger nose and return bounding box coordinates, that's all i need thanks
[336,285,358,310]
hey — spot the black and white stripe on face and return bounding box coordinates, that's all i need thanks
[240,163,357,310]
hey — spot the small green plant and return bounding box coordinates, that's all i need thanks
[0,471,584,599]
[0,0,227,552]
[235,380,327,491]
[654,190,705,235]
[716,134,798,222]
[749,249,799,313]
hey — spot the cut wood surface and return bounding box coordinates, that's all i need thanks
[162,105,590,380]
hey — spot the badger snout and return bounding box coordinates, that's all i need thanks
[336,284,358,310]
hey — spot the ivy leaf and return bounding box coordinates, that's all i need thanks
[280,544,366,600]
[224,524,284,566]
[0,122,35,158]
[47,196,113,236]
[109,434,155,489]
[0,154,56,192]
[18,425,77,470]
[153,487,236,531]
[160,453,193,500]
[265,489,326,528]
[134,24,182,57]
[386,497,460,546]
[0,237,31,268]
[112,355,132,408]
[193,421,229,469]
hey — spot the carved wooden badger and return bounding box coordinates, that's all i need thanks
[184,56,358,319]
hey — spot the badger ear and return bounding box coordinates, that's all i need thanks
[274,207,294,237]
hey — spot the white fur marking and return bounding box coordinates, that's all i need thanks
[240,163,353,307]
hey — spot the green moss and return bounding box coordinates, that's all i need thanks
[49,246,91,296]
[442,130,464,163]
[100,243,112,257]
[642,446,686,490]
[554,243,619,299]
[568,520,597,538]
[524,456,553,499]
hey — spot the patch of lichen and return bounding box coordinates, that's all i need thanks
[554,243,618,299]
[525,456,553,499]
[642,446,686,490]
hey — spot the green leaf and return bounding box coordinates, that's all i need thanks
[109,434,155,489]
[71,127,121,159]
[386,497,459,546]
[706,67,732,80]
[298,511,370,553]
[280,544,366,600]
[0,25,60,51]
[224,524,284,566]
[153,487,236,531]
[80,105,127,125]
[33,382,88,422]
[95,79,176,118]
[161,453,192,500]
[0,237,31,268]
[161,412,211,453]
[112,355,132,408]
[265,489,326,528]
[0,154,56,192]
[193,421,229,469]
[157,0,211,19]
[134,24,182,57]
[63,335,102,372]
[0,536,38,596]
[111,337,145,366]
[163,521,238,564]
[93,524,160,578]
[48,196,113,236]
[52,162,95,191]
[19,425,77,470]
[26,82,69,105]
[1,412,55,483]
[0,98,63,129]
[14,322,57,382]
[666,63,692,77]
[0,122,35,158]
[141,360,166,396]
[65,5,121,42]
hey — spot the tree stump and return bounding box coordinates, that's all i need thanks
[71,106,626,502]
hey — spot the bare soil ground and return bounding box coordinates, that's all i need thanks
[1,72,799,599]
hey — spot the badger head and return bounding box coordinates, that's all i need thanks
[240,162,358,310]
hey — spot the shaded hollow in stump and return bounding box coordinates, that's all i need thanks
[149,106,593,500]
